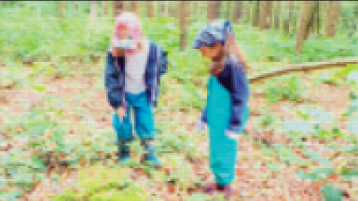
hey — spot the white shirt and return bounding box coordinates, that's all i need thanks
[124,40,149,94]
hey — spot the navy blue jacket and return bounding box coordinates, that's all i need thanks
[105,40,168,109]
[201,58,250,133]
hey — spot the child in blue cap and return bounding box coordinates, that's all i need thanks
[193,19,251,199]
[105,12,168,168]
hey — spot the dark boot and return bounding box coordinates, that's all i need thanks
[118,142,130,163]
[140,140,162,168]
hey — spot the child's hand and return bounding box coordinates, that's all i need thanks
[195,120,207,133]
[116,107,126,118]
[225,130,239,140]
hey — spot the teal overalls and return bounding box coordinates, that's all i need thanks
[206,75,250,185]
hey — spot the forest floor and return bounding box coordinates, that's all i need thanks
[1,60,357,201]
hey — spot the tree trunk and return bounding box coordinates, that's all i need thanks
[316,2,320,34]
[311,2,321,35]
[179,1,190,50]
[266,1,273,29]
[171,1,180,19]
[147,1,155,18]
[59,1,66,19]
[295,1,317,55]
[103,1,108,17]
[326,1,340,37]
[207,1,221,22]
[274,1,281,30]
[113,1,124,17]
[232,1,242,22]
[252,1,260,27]
[129,1,140,16]
[260,1,273,30]
[162,1,168,17]
[259,1,272,30]
[283,1,293,35]
[192,1,197,18]
[226,1,231,19]
[74,1,80,16]
[304,1,318,40]
[245,1,251,23]
[90,1,97,20]
[249,58,358,83]
[324,1,331,20]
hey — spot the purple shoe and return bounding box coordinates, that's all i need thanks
[217,184,233,200]
[203,183,218,196]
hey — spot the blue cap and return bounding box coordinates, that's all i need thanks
[192,19,234,49]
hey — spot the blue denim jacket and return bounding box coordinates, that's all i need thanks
[105,40,168,109]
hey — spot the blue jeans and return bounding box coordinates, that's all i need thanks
[112,91,156,143]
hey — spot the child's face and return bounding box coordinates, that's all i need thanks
[198,43,223,61]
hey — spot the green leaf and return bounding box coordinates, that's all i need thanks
[347,70,358,85]
[296,111,310,120]
[340,167,358,177]
[297,171,319,180]
[312,168,334,177]
[31,85,46,92]
[320,185,342,201]
[347,117,358,134]
[348,91,357,100]
[267,163,284,173]
[0,190,24,201]
[304,150,333,167]
[333,64,358,80]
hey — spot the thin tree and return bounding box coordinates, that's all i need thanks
[312,2,320,34]
[252,1,260,27]
[226,1,231,19]
[74,1,80,16]
[103,1,108,17]
[207,1,221,22]
[295,1,318,54]
[179,1,190,50]
[326,1,340,37]
[171,1,180,19]
[192,1,198,18]
[273,1,281,30]
[232,1,242,23]
[90,1,97,20]
[162,1,168,17]
[259,1,269,30]
[266,1,273,29]
[304,2,318,40]
[113,1,124,17]
[129,1,140,16]
[283,1,294,35]
[147,1,155,18]
[245,1,251,23]
[59,1,66,19]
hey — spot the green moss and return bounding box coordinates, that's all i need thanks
[89,188,147,201]
[53,189,80,201]
[53,166,148,201]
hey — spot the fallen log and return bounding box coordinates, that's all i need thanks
[249,58,358,83]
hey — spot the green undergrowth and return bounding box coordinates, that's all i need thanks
[52,166,148,201]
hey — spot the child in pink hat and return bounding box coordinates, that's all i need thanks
[105,12,169,168]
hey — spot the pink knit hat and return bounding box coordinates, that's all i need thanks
[112,12,143,55]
